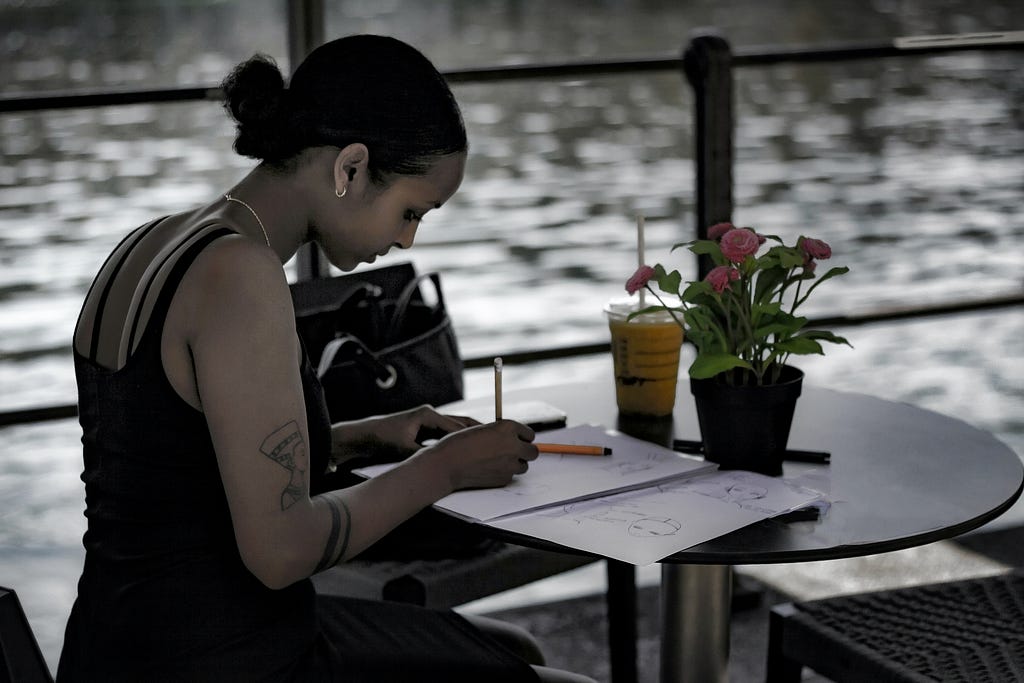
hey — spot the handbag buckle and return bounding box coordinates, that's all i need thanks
[375,363,398,390]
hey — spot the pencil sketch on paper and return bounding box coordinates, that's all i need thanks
[497,480,553,498]
[533,496,682,538]
[659,470,802,516]
[628,517,682,537]
[600,452,664,476]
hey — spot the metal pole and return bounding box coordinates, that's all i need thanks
[606,559,638,683]
[682,32,734,279]
[287,0,327,280]
[660,564,732,683]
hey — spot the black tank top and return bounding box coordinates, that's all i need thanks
[59,221,539,683]
[58,224,332,681]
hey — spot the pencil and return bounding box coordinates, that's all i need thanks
[493,357,503,420]
[535,443,612,456]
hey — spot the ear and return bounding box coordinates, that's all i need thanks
[333,143,369,194]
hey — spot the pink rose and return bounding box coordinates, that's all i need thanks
[626,265,655,295]
[719,228,761,263]
[707,222,734,241]
[705,265,740,293]
[801,237,832,260]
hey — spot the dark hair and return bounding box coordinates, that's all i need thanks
[221,35,467,182]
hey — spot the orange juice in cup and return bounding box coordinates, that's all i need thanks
[605,299,684,417]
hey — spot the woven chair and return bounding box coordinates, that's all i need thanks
[766,569,1024,682]
[0,586,52,683]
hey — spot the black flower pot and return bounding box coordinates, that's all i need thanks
[689,366,804,476]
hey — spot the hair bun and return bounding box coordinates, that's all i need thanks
[221,54,293,161]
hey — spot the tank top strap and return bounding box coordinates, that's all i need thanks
[82,216,168,362]
[131,225,237,355]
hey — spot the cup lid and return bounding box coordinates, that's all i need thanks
[604,296,683,323]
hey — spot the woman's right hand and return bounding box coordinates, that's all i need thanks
[422,419,539,491]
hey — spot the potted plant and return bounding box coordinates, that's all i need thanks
[625,221,851,474]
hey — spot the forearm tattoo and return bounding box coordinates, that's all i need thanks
[259,421,308,510]
[314,497,351,573]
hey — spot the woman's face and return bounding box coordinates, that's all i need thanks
[317,152,466,271]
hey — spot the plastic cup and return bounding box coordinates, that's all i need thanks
[604,298,685,417]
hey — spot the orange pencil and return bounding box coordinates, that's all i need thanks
[535,443,612,456]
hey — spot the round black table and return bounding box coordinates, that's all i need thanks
[474,378,1023,683]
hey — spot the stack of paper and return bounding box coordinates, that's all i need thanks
[355,424,823,565]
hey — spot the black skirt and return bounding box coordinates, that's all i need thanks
[305,595,541,682]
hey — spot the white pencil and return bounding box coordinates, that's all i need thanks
[494,357,503,420]
[637,214,646,308]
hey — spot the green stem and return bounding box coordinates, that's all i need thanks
[645,285,687,331]
[789,272,803,315]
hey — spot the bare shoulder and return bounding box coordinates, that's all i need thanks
[193,237,291,311]
[177,236,295,343]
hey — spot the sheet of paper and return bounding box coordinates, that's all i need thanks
[488,470,823,565]
[354,424,716,522]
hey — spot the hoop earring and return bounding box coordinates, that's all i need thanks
[335,187,347,199]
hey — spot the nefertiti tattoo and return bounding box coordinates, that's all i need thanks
[259,421,308,510]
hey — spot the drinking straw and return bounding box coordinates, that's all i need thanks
[636,214,646,308]
[494,357,503,420]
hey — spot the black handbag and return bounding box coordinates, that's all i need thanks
[291,262,464,423]
[293,264,487,559]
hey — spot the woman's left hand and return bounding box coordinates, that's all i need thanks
[331,405,478,466]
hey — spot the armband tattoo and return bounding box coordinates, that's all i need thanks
[314,497,351,573]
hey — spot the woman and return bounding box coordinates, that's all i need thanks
[58,34,594,683]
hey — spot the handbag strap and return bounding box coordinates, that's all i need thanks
[317,334,398,390]
[382,272,446,345]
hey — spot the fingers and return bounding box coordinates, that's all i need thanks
[446,413,481,428]
[496,418,536,444]
[415,405,478,433]
[428,418,542,490]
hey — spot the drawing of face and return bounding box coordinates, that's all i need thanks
[604,461,653,475]
[628,517,681,537]
[726,484,767,501]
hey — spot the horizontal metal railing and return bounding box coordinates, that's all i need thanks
[1,31,1021,427]
[4,291,1020,428]
[4,31,1022,112]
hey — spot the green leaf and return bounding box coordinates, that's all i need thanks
[688,353,751,379]
[753,267,787,305]
[626,305,676,321]
[798,266,851,305]
[683,306,722,333]
[773,337,824,355]
[752,301,784,317]
[816,265,850,282]
[753,322,797,339]
[688,240,721,256]
[683,308,728,353]
[798,329,853,347]
[688,240,726,267]
[680,280,712,303]
[652,265,682,296]
[778,247,805,269]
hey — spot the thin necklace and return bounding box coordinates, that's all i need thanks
[224,194,271,247]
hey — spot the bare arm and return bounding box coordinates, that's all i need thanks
[181,238,535,588]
